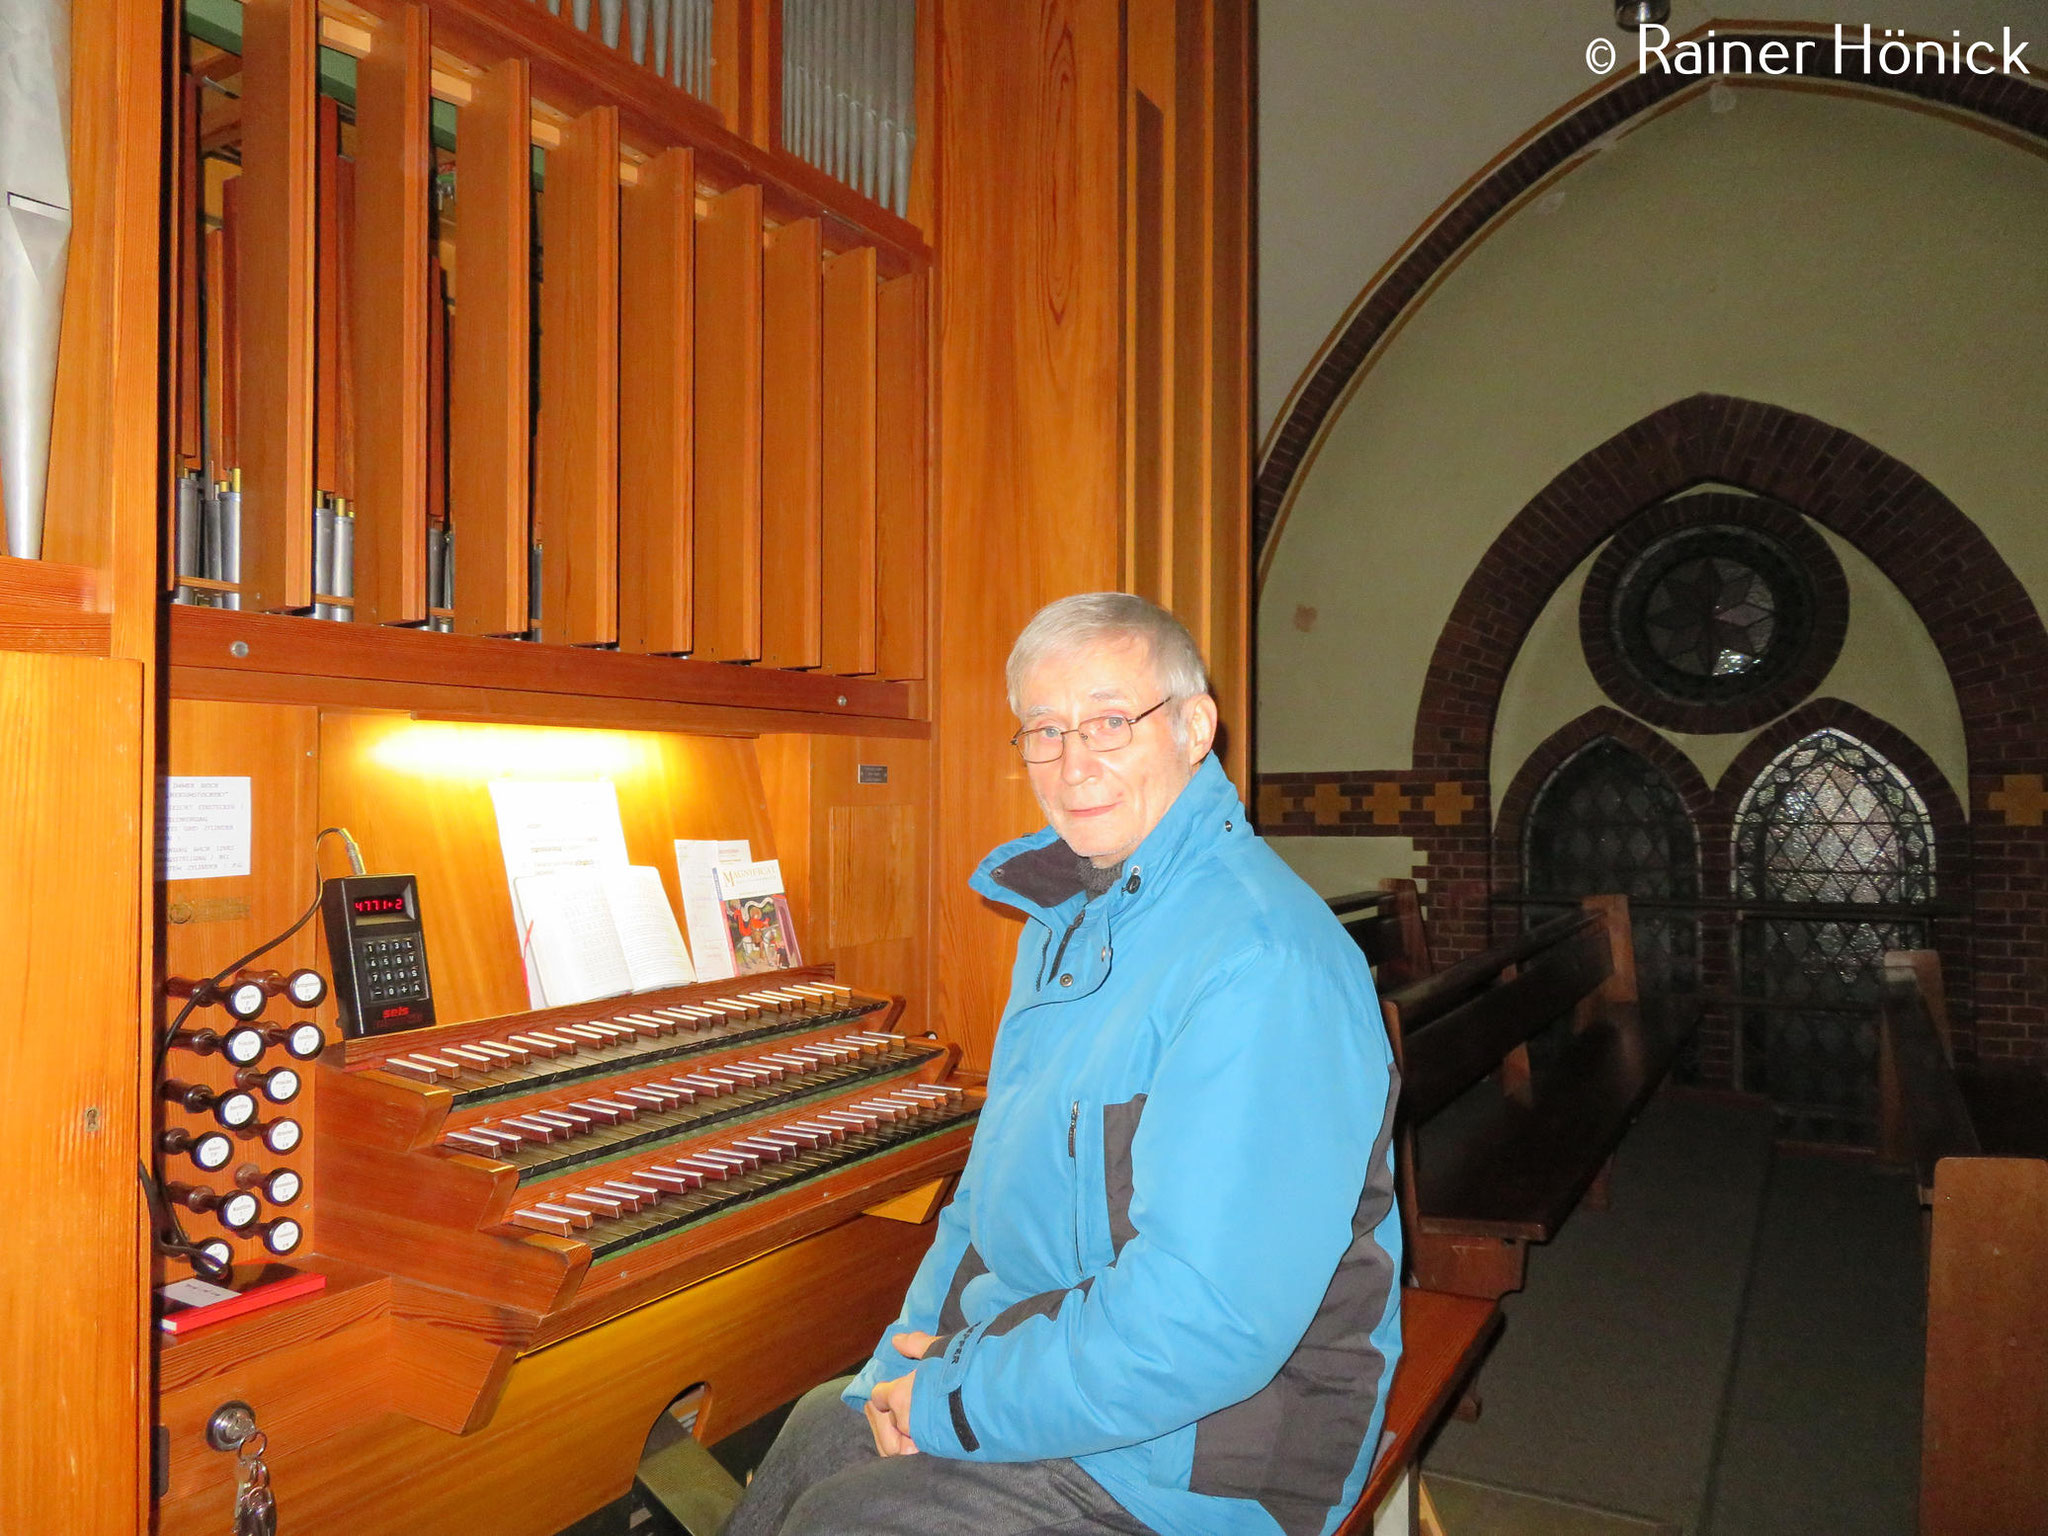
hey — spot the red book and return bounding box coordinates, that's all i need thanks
[158,1266,328,1336]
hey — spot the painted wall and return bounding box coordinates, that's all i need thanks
[1489,513,1970,805]
[1256,0,2048,439]
[1259,85,2048,785]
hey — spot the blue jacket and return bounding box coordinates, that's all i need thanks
[847,755,1403,1536]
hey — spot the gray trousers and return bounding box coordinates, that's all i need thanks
[719,1377,1155,1536]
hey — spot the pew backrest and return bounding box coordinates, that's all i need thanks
[1327,878,1434,993]
[1877,955,1980,1197]
[1921,1155,2048,1535]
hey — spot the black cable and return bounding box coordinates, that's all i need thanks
[147,826,364,1280]
[138,1161,229,1281]
[154,826,361,1066]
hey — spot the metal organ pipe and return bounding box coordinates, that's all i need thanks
[779,0,914,218]
[0,0,72,559]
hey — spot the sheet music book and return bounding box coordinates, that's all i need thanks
[488,779,633,1007]
[673,839,753,982]
[714,858,803,976]
[513,865,696,1008]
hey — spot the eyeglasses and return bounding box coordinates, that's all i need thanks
[1011,699,1172,764]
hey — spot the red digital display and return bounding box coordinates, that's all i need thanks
[352,894,409,917]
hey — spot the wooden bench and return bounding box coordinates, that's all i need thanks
[1333,1287,1501,1536]
[1878,950,2048,1192]
[1328,879,1434,992]
[1380,895,1701,1300]
[1875,952,2048,1536]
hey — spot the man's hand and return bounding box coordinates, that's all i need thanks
[865,1331,936,1457]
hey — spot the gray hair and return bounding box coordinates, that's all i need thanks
[1005,594,1212,729]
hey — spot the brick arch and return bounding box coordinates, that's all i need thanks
[1407,394,2046,1059]
[1254,36,2048,557]
[1492,706,1714,903]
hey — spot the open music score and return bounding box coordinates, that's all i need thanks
[308,965,979,1430]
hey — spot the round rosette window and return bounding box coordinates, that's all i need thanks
[1581,496,1846,733]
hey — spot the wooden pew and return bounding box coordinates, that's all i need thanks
[1879,950,2048,1192]
[1334,1288,1501,1536]
[1874,952,2048,1536]
[1381,895,1701,1299]
[1328,878,1434,992]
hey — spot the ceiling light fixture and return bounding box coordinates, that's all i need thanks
[1614,0,1670,28]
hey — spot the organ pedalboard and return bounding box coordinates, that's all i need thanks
[309,967,980,1433]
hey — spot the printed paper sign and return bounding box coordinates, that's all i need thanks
[163,776,252,880]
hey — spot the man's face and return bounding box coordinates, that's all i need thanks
[1016,636,1217,867]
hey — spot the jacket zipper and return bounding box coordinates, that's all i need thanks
[1069,1099,1082,1270]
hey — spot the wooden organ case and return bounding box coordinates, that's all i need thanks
[0,0,1249,1521]
[151,0,962,1530]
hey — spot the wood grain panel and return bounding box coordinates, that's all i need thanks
[1922,1156,2048,1535]
[691,183,764,661]
[316,713,780,1024]
[536,105,621,647]
[1169,0,1210,635]
[874,270,926,680]
[428,255,448,535]
[168,605,915,720]
[162,700,326,1266]
[819,245,876,675]
[618,148,695,655]
[449,55,533,637]
[0,653,146,1536]
[932,0,1127,1071]
[1126,87,1166,607]
[1205,0,1252,782]
[238,0,318,610]
[795,734,930,1035]
[334,157,359,503]
[316,95,344,496]
[204,223,232,477]
[761,217,823,670]
[176,74,203,470]
[352,0,432,625]
[828,804,914,948]
[157,1208,933,1536]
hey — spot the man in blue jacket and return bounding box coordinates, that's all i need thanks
[724,593,1401,1536]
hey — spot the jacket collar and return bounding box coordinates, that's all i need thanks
[971,754,1241,927]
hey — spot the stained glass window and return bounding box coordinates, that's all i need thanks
[1734,729,1934,1143]
[1524,740,1700,1047]
[1643,556,1777,677]
[1609,523,1817,707]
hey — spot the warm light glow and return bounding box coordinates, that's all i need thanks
[366,719,671,783]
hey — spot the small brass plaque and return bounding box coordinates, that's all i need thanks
[166,897,252,925]
[857,764,889,786]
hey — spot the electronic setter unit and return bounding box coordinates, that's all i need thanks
[322,874,437,1037]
